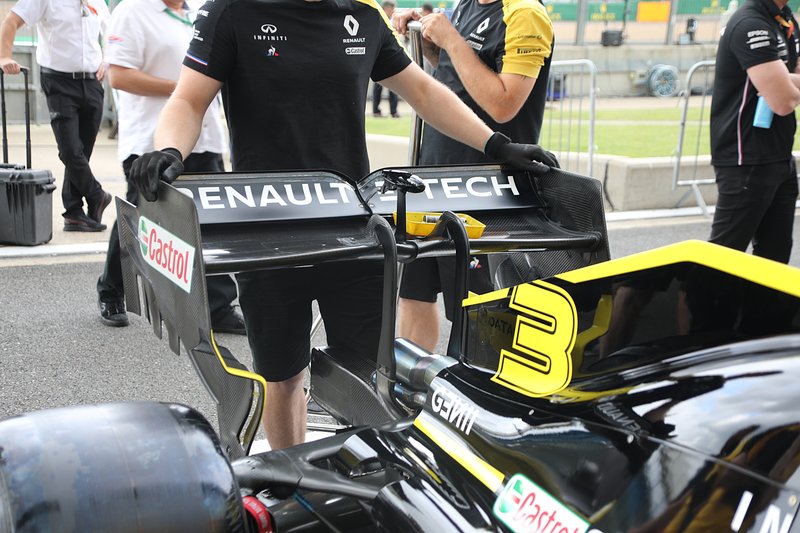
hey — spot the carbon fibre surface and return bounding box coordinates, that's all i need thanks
[310,347,399,427]
[116,185,263,460]
[536,167,610,263]
[480,167,610,289]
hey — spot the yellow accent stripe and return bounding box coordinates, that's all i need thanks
[462,286,512,307]
[557,240,800,298]
[209,331,267,445]
[414,411,505,492]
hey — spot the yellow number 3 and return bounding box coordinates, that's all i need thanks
[491,280,577,397]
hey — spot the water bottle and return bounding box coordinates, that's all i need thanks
[753,96,774,128]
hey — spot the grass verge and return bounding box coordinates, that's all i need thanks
[366,104,800,158]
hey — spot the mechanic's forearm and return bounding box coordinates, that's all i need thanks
[443,37,517,123]
[153,97,203,159]
[769,73,800,115]
[109,67,177,97]
[411,76,493,151]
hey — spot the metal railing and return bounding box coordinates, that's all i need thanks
[673,59,715,215]
[542,59,598,178]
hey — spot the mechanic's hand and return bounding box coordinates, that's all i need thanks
[130,148,184,202]
[392,8,420,35]
[484,132,559,174]
[419,13,461,50]
[0,57,21,75]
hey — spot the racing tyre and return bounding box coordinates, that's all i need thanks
[0,402,246,533]
[647,64,679,98]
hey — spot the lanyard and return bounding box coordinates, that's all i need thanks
[775,14,795,39]
[80,0,97,17]
[164,7,192,26]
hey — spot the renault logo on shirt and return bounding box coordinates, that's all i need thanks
[469,17,490,43]
[344,14,359,36]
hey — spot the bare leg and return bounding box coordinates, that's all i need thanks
[262,371,307,450]
[397,297,440,352]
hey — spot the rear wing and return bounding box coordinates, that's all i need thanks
[175,164,609,276]
[118,164,609,454]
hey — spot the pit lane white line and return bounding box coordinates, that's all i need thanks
[250,430,331,454]
[605,206,714,221]
[0,242,107,259]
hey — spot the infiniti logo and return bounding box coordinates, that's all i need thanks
[261,23,277,33]
[344,15,359,36]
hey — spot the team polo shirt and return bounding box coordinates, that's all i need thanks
[419,0,553,165]
[184,0,411,180]
[106,0,226,162]
[710,0,799,166]
[13,0,108,72]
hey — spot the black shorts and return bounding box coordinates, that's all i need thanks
[235,261,383,382]
[399,255,494,320]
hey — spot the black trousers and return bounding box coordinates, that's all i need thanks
[709,159,799,263]
[97,152,238,321]
[40,71,105,217]
[372,82,398,115]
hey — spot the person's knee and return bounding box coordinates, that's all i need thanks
[58,149,89,167]
[267,370,305,392]
[399,297,437,316]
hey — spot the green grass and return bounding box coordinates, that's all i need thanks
[539,122,712,158]
[366,105,800,158]
[365,114,417,137]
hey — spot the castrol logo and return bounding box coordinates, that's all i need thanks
[493,474,597,533]
[139,216,195,293]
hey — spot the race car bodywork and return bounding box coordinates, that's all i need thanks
[112,164,609,457]
[2,166,800,532]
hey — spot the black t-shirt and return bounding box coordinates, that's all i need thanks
[185,0,411,180]
[419,0,553,165]
[710,0,798,166]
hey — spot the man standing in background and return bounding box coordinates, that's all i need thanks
[419,3,436,75]
[393,0,555,351]
[709,0,800,263]
[373,0,401,118]
[95,0,243,332]
[0,0,112,232]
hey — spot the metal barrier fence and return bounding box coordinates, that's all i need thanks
[541,59,598,178]
[673,59,715,215]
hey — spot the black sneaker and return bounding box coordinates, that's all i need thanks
[88,191,112,224]
[212,307,246,335]
[98,299,129,327]
[64,213,107,232]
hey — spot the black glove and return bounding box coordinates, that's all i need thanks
[130,148,184,202]
[484,132,559,174]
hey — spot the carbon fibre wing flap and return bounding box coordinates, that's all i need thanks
[172,165,609,281]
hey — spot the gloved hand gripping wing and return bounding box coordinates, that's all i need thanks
[484,132,559,174]
[131,148,185,202]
